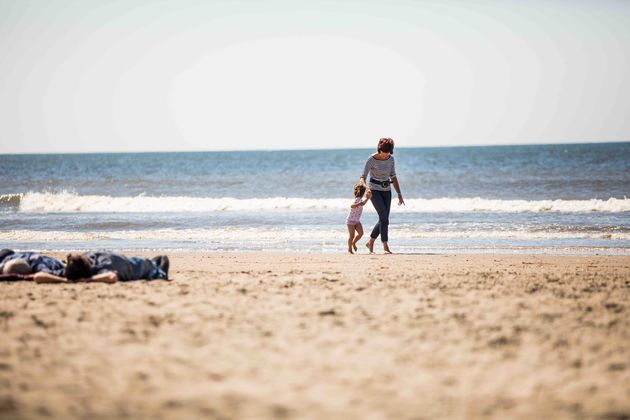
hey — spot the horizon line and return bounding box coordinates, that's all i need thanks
[1,139,628,156]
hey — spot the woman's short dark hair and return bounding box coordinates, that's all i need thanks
[65,254,92,281]
[377,138,394,154]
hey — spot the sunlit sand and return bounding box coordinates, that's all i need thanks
[1,252,628,418]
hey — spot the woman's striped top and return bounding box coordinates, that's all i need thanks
[361,155,396,191]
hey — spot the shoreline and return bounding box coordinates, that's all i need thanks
[1,253,629,418]
[6,246,630,257]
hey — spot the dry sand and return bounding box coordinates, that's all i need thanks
[1,252,629,419]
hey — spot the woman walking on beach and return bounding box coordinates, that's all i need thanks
[359,138,405,254]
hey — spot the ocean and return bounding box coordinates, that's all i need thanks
[1,143,629,254]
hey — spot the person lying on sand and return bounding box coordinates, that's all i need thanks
[0,249,65,280]
[34,252,170,284]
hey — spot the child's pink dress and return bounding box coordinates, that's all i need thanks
[346,197,363,225]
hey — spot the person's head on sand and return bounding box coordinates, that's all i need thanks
[377,138,394,156]
[353,183,366,199]
[2,258,30,275]
[65,254,92,281]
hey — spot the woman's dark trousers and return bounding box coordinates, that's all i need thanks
[370,189,392,242]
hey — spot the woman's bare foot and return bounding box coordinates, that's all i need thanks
[352,243,358,252]
[348,247,354,254]
[365,239,375,253]
[383,243,392,254]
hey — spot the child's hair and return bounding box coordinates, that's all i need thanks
[65,254,93,281]
[353,183,366,198]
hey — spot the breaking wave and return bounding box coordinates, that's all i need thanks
[1,227,629,242]
[1,192,629,213]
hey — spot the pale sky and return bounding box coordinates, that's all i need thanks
[1,0,629,153]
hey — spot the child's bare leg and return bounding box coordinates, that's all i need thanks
[352,223,364,251]
[347,225,355,254]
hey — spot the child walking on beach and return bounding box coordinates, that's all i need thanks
[346,183,371,254]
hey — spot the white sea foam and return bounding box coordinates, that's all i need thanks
[2,227,629,242]
[7,192,630,213]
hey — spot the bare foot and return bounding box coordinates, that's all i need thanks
[366,239,374,254]
[348,248,354,254]
[352,243,358,252]
[383,243,392,254]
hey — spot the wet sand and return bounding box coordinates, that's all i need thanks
[1,253,629,419]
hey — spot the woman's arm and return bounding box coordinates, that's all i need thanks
[34,271,118,284]
[359,157,371,188]
[34,272,68,283]
[391,177,405,206]
[87,272,119,283]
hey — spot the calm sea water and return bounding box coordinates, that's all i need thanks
[1,143,629,254]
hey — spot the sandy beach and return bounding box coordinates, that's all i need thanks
[1,252,628,419]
